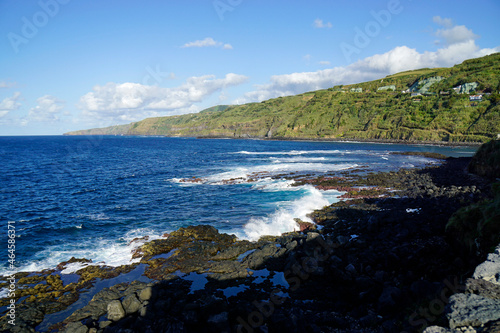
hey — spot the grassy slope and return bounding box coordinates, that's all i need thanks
[66,54,500,143]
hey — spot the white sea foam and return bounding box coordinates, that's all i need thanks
[234,150,341,155]
[0,288,9,299]
[0,228,167,276]
[269,156,328,163]
[206,162,358,184]
[251,178,299,192]
[239,185,336,241]
[85,213,109,221]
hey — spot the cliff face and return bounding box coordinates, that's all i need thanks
[66,53,500,143]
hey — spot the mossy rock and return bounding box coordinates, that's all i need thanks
[447,182,500,255]
[468,140,500,179]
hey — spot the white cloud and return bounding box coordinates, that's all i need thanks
[436,25,478,46]
[182,37,233,50]
[433,16,453,28]
[313,18,332,29]
[0,81,16,89]
[78,73,248,122]
[432,17,478,46]
[319,61,331,66]
[234,21,499,104]
[28,95,65,122]
[0,92,22,117]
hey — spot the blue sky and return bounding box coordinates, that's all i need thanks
[0,0,499,135]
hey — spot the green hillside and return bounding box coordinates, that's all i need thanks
[66,53,500,143]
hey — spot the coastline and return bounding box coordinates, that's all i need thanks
[61,132,485,148]
[193,135,485,147]
[1,154,497,332]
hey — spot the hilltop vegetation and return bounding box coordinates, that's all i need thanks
[66,54,500,143]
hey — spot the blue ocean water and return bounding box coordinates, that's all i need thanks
[0,136,477,276]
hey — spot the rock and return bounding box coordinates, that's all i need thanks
[345,263,357,276]
[378,286,401,313]
[107,300,126,322]
[285,240,298,251]
[99,321,112,329]
[243,243,280,269]
[423,326,456,333]
[306,232,320,242]
[56,257,92,271]
[171,225,226,241]
[63,322,88,333]
[139,286,153,301]
[65,287,123,322]
[208,311,229,324]
[447,293,500,329]
[294,218,316,232]
[139,303,148,317]
[213,241,256,260]
[336,235,349,245]
[122,294,142,314]
[472,246,500,284]
[91,288,122,302]
[466,278,500,300]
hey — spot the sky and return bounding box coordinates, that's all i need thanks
[0,0,499,135]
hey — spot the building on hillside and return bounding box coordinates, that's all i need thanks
[350,87,363,93]
[469,95,483,101]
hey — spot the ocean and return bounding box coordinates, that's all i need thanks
[0,136,477,276]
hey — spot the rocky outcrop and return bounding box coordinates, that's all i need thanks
[425,245,500,333]
[468,139,500,179]
[473,246,500,284]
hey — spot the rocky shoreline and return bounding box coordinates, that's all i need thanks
[1,150,499,332]
[194,135,485,147]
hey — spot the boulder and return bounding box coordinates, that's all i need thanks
[466,278,500,300]
[122,294,142,315]
[447,293,500,329]
[107,300,126,322]
[139,286,153,301]
[285,240,298,251]
[63,322,88,333]
[243,243,280,269]
[473,246,500,284]
[423,326,456,333]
